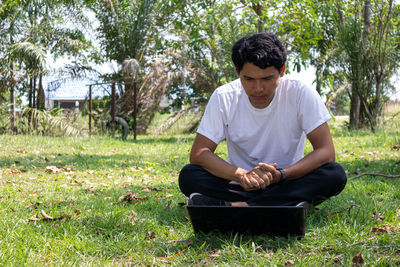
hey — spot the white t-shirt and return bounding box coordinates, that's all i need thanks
[197,78,331,170]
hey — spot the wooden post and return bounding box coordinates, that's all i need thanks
[111,83,116,134]
[89,85,92,137]
[133,81,137,140]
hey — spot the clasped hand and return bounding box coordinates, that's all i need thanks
[239,163,280,191]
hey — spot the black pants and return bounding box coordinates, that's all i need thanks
[179,162,347,206]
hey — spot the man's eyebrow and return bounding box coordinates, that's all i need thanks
[243,74,275,79]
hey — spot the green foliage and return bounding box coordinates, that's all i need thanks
[336,0,400,131]
[0,104,82,136]
[87,0,164,64]
[1,0,399,134]
[9,42,46,71]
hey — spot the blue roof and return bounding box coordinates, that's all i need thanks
[45,77,109,101]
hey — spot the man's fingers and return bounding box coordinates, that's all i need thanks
[250,169,267,189]
[248,174,262,189]
[266,172,273,183]
[257,163,276,172]
[242,173,262,190]
[240,175,254,190]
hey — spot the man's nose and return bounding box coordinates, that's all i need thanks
[255,80,264,92]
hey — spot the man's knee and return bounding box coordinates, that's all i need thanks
[319,162,347,195]
[178,164,202,196]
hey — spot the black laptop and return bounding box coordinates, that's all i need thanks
[186,205,306,236]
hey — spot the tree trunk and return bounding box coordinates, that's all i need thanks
[38,74,45,109]
[32,76,37,109]
[29,77,33,108]
[349,91,360,130]
[336,0,345,24]
[133,81,137,140]
[315,63,323,95]
[10,87,16,134]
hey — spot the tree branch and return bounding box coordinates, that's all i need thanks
[349,173,400,180]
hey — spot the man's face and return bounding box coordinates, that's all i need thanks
[237,63,284,109]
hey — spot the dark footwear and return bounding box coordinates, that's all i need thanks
[188,193,228,206]
[296,201,312,215]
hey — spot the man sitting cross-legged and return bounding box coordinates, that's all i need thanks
[179,33,347,209]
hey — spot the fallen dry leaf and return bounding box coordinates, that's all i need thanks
[146,231,156,240]
[371,225,393,233]
[209,249,221,258]
[284,259,295,266]
[129,210,137,218]
[159,249,186,261]
[74,209,81,215]
[41,210,54,220]
[390,145,400,150]
[371,212,384,221]
[28,214,40,221]
[129,210,137,225]
[352,252,365,266]
[118,191,148,203]
[45,166,74,174]
[326,254,345,263]
[86,186,94,192]
[71,180,82,186]
[9,169,26,175]
[40,210,71,221]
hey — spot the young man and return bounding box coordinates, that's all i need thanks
[179,33,346,208]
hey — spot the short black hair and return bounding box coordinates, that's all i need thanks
[231,33,287,73]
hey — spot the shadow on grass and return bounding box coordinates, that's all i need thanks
[124,136,195,145]
[0,153,186,171]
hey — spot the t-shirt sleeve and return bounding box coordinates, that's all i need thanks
[297,85,331,135]
[197,92,226,145]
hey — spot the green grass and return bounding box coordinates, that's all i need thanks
[0,114,399,266]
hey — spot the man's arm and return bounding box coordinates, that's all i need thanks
[190,133,272,190]
[190,133,244,181]
[259,122,335,181]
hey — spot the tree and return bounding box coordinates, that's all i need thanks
[86,0,178,133]
[0,0,91,105]
[336,0,400,131]
[167,0,257,108]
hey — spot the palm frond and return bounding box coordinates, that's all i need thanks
[9,41,46,70]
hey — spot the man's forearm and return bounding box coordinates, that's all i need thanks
[190,149,246,182]
[283,122,336,180]
[284,147,334,180]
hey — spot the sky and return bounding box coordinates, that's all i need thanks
[285,67,400,101]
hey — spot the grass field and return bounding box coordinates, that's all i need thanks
[0,113,399,266]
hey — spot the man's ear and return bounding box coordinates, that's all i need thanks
[280,65,286,76]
